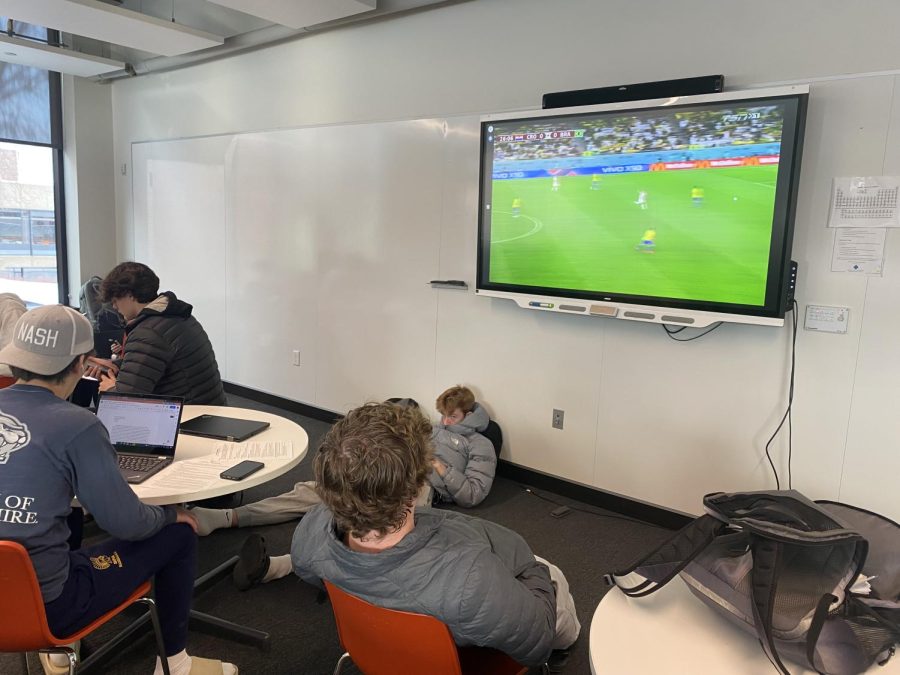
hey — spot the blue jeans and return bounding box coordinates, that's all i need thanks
[44,523,197,656]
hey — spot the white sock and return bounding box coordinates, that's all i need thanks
[153,650,237,675]
[153,650,190,675]
[262,554,293,583]
[190,508,233,536]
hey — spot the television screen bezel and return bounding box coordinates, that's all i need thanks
[475,85,808,328]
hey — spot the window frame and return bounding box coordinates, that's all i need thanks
[0,28,69,304]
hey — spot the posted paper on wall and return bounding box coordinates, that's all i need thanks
[831,227,886,274]
[828,177,900,228]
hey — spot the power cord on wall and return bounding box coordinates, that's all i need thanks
[762,299,799,489]
[662,321,724,341]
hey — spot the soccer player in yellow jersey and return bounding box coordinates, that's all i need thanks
[635,228,657,253]
[591,174,602,190]
[511,197,522,218]
[691,185,705,206]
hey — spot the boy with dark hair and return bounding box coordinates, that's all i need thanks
[291,402,580,667]
[88,262,226,405]
[0,305,236,675]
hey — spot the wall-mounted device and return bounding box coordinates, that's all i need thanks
[542,74,724,109]
[476,84,808,328]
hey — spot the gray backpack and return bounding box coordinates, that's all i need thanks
[608,490,900,674]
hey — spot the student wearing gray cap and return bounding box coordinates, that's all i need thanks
[0,305,237,675]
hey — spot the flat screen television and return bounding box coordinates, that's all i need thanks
[476,85,808,327]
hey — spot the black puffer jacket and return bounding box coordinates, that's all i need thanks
[113,292,226,405]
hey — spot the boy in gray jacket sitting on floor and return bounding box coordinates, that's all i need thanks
[424,385,497,507]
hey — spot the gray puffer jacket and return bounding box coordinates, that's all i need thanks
[429,403,496,507]
[292,505,557,666]
[113,292,226,405]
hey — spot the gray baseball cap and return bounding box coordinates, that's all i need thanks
[0,305,93,375]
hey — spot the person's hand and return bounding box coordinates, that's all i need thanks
[175,508,199,534]
[84,356,119,379]
[431,458,447,477]
[98,371,117,392]
[110,341,123,357]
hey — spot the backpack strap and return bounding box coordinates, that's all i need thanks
[607,514,724,597]
[749,538,796,675]
[805,593,836,674]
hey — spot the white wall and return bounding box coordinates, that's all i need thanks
[62,76,117,304]
[107,0,900,520]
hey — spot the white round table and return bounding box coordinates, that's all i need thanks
[590,580,899,674]
[132,405,308,505]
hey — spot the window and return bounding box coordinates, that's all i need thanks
[0,20,67,306]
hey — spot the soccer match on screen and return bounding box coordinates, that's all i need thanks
[484,103,788,306]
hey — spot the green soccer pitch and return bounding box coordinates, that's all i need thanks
[487,166,779,306]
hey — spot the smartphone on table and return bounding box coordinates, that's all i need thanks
[220,460,265,481]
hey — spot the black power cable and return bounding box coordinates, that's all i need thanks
[662,321,724,341]
[763,300,799,489]
[519,485,656,527]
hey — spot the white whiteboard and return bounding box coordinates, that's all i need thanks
[131,89,900,522]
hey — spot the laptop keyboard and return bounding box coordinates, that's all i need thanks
[117,454,165,473]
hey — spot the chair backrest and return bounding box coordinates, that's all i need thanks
[324,580,464,675]
[0,541,59,651]
[481,420,503,459]
[324,581,527,675]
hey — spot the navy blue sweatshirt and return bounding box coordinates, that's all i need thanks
[0,384,175,601]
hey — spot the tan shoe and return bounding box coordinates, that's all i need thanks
[188,657,238,675]
[38,646,77,675]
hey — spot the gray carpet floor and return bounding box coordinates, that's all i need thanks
[4,394,673,674]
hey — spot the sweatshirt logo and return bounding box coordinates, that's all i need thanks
[0,412,30,465]
[91,552,123,570]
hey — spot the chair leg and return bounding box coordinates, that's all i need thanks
[21,651,30,675]
[333,652,351,675]
[137,597,170,675]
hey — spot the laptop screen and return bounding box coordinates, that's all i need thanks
[96,392,184,455]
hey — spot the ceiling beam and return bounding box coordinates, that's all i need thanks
[0,33,125,77]
[205,0,376,30]
[0,0,224,56]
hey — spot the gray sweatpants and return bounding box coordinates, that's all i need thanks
[233,481,322,527]
[535,555,582,650]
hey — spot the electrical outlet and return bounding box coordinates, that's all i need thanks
[292,349,301,366]
[552,409,565,430]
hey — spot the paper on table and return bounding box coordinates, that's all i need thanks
[139,457,223,493]
[213,440,293,462]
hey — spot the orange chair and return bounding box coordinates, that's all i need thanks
[0,541,170,675]
[0,375,16,388]
[324,580,543,675]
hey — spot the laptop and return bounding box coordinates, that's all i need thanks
[96,392,184,484]
[179,414,270,442]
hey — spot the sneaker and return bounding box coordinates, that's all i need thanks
[232,534,270,591]
[39,642,79,675]
[547,648,571,673]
